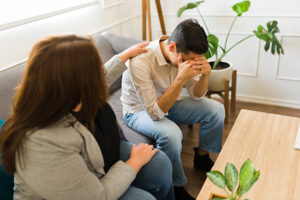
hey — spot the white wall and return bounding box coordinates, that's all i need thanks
[146,0,300,109]
[0,0,141,71]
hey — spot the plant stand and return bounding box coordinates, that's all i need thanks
[142,0,166,41]
[206,69,237,123]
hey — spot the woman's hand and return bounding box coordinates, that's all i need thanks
[118,41,149,63]
[125,143,158,173]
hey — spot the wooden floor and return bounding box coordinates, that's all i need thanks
[180,98,300,198]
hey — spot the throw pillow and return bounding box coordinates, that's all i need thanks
[0,119,14,200]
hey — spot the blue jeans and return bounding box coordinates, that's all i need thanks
[119,141,175,200]
[124,96,225,187]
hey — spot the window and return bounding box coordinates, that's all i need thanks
[0,0,97,31]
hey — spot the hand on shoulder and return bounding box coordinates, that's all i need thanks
[119,41,150,63]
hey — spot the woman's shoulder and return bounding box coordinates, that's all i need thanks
[26,115,84,152]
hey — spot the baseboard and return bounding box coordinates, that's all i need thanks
[236,94,300,109]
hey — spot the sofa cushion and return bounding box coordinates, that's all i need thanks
[102,33,142,54]
[0,153,14,200]
[0,64,25,120]
[0,120,14,200]
[92,35,121,94]
[108,89,153,144]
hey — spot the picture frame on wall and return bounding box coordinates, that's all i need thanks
[101,0,125,9]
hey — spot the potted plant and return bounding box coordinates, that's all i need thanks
[177,0,284,91]
[206,159,260,200]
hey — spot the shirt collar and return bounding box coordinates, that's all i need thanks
[151,35,170,67]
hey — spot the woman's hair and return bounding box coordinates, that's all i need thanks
[0,35,108,174]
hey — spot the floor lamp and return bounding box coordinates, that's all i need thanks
[142,0,166,41]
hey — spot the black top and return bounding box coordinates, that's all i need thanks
[93,103,122,172]
[74,103,126,172]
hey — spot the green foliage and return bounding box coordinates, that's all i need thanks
[177,1,204,17]
[238,159,254,187]
[225,163,238,192]
[237,170,260,197]
[206,159,259,200]
[232,0,251,16]
[253,21,284,54]
[205,34,219,59]
[206,171,226,189]
[177,0,284,69]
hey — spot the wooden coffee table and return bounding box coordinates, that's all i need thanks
[197,109,300,200]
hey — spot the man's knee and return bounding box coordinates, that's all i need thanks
[204,99,225,122]
[213,101,225,121]
[156,125,182,153]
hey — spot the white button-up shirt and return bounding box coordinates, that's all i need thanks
[121,35,202,121]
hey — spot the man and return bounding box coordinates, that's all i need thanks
[121,19,225,199]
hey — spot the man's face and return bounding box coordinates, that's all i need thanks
[168,42,203,67]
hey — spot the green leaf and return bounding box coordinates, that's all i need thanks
[253,21,284,55]
[225,163,238,192]
[267,21,279,34]
[271,41,276,54]
[232,0,251,16]
[239,159,254,188]
[206,171,226,189]
[237,170,260,196]
[177,1,204,17]
[204,34,219,59]
[264,40,271,51]
[211,198,229,200]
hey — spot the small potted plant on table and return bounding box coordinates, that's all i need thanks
[177,0,284,92]
[206,159,260,200]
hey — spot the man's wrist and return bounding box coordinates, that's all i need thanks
[174,76,188,86]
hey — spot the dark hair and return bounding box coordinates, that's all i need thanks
[0,35,109,174]
[168,19,208,54]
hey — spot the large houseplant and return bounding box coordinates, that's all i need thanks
[206,159,260,200]
[177,0,284,91]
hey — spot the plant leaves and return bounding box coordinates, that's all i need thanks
[271,41,276,54]
[237,170,260,197]
[204,34,219,59]
[239,159,254,188]
[253,20,284,55]
[211,198,229,200]
[225,163,238,192]
[207,171,226,189]
[264,40,271,51]
[177,1,204,17]
[232,0,251,16]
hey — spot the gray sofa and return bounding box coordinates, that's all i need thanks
[0,32,153,144]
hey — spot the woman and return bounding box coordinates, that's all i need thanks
[0,35,174,200]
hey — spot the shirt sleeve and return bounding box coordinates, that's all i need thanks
[185,75,207,100]
[128,56,166,120]
[104,55,127,86]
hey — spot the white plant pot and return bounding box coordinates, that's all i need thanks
[208,61,233,92]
